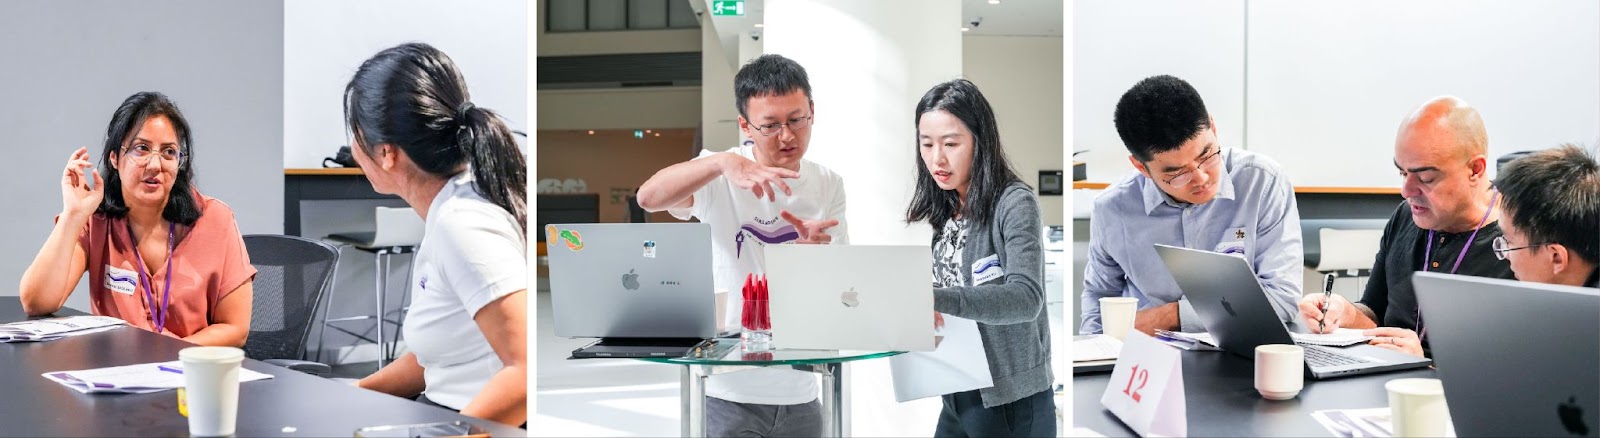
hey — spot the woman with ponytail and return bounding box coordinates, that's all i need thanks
[343,42,527,427]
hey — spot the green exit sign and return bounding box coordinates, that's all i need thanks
[711,0,744,16]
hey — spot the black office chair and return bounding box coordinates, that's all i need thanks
[243,234,341,376]
[627,195,648,223]
[1497,151,1535,172]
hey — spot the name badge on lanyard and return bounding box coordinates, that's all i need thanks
[130,222,177,334]
[105,265,139,295]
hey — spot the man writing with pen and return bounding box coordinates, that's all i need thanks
[1299,97,1515,357]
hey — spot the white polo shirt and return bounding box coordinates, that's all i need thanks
[403,171,528,410]
[669,145,848,406]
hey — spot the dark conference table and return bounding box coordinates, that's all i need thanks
[0,301,524,437]
[1075,344,1436,436]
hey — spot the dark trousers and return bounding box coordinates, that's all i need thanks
[935,389,1056,438]
[706,396,824,437]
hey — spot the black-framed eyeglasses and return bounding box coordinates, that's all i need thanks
[1155,148,1223,186]
[121,144,184,167]
[1492,235,1546,260]
[750,115,813,137]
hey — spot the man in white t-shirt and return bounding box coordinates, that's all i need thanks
[637,54,846,437]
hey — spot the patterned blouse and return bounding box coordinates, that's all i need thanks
[932,218,968,288]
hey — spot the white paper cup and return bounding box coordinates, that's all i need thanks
[1100,297,1139,340]
[1387,378,1450,437]
[714,289,730,334]
[179,346,245,437]
[1254,344,1305,400]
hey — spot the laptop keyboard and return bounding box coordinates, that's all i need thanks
[1301,345,1376,367]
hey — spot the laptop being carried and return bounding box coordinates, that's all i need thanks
[546,223,716,358]
[1154,244,1431,379]
[1414,272,1599,437]
[766,244,936,352]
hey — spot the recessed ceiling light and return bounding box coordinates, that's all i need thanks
[988,0,1000,4]
[754,23,764,28]
[960,27,970,32]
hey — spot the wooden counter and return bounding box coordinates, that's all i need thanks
[285,167,364,176]
[1073,181,1401,195]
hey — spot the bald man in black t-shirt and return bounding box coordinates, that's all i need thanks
[1299,96,1514,358]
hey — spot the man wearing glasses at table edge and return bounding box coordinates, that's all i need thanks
[1299,97,1517,358]
[1081,75,1305,336]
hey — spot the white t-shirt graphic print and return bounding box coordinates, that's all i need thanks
[668,144,849,406]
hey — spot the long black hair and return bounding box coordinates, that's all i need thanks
[905,79,1025,232]
[344,42,527,233]
[96,91,202,226]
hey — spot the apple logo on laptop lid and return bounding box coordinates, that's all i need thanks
[841,287,860,308]
[622,269,640,291]
[1560,396,1590,436]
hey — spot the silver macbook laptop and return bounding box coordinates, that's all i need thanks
[765,244,936,352]
[546,223,716,357]
[1414,272,1599,437]
[1154,244,1431,379]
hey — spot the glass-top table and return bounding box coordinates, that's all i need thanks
[637,337,904,437]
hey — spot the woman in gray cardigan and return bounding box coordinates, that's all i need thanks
[907,78,1056,437]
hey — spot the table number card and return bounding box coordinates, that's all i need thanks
[1100,331,1186,437]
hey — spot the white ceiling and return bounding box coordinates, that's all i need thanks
[960,0,1065,37]
[694,0,1063,69]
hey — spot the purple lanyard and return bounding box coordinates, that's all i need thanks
[1416,191,1499,341]
[129,222,176,334]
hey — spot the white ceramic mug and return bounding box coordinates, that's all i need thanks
[179,346,245,437]
[1254,344,1305,400]
[1387,378,1451,437]
[1100,297,1139,340]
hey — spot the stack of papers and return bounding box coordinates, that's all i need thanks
[1153,329,1374,350]
[43,361,274,394]
[1311,408,1457,437]
[889,315,993,402]
[1073,334,1123,362]
[1291,328,1373,347]
[0,316,126,342]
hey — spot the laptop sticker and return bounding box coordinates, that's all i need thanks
[546,225,584,251]
[643,240,656,258]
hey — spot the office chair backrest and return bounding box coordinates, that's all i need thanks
[1315,228,1385,272]
[627,195,648,223]
[370,206,425,248]
[242,234,340,361]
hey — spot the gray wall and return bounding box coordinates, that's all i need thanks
[0,1,284,312]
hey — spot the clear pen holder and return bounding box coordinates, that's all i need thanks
[741,298,771,351]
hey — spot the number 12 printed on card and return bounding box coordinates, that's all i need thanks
[1100,331,1187,437]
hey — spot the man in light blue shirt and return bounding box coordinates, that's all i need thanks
[1081,75,1304,334]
